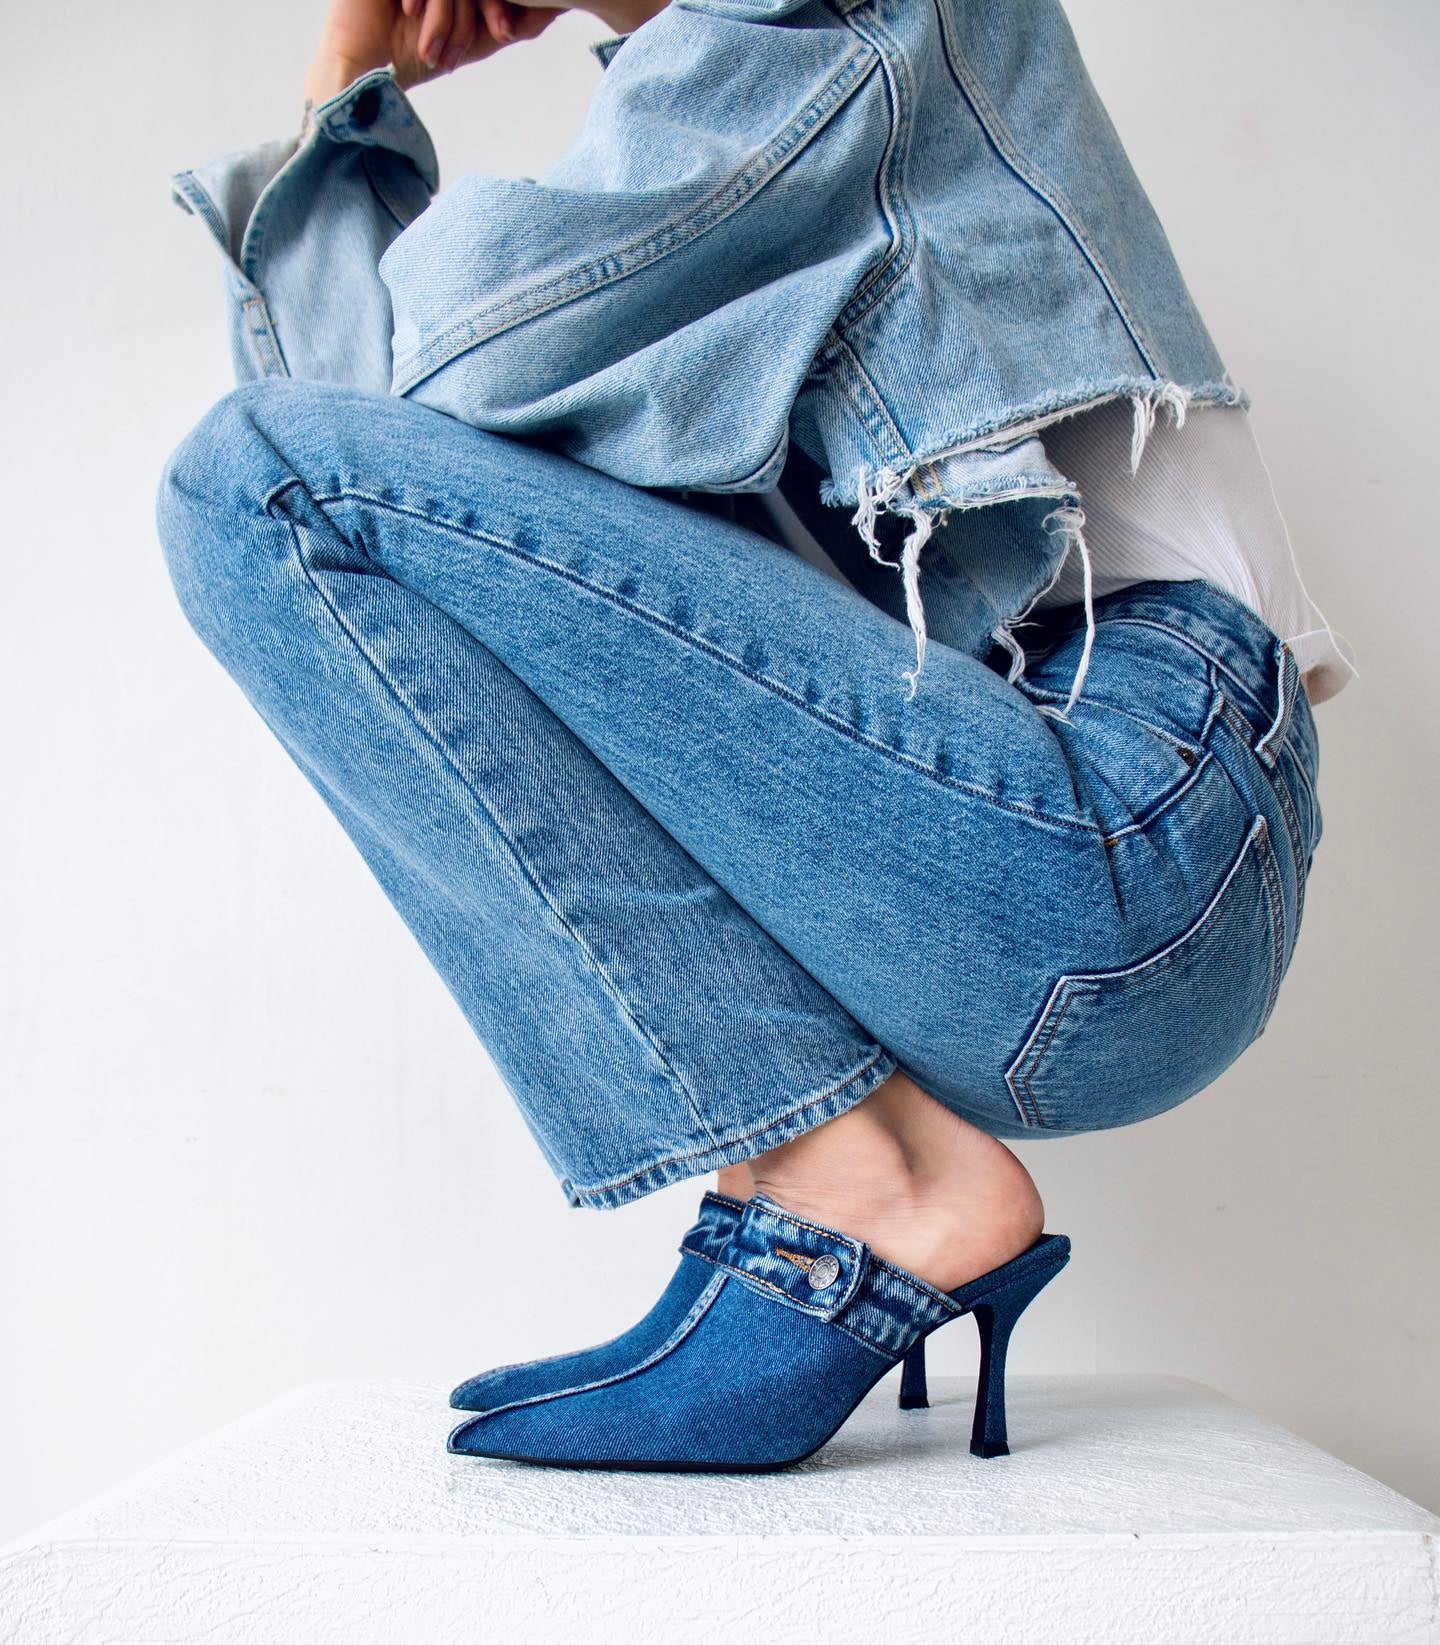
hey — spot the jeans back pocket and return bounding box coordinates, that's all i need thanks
[1011,684,1210,836]
[1004,812,1284,1133]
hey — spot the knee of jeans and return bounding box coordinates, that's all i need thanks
[154,382,300,648]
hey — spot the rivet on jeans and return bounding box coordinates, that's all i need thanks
[807,1254,841,1290]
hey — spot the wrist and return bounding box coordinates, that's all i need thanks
[302,52,374,109]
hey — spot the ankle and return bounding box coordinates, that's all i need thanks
[742,1071,1045,1292]
[715,1163,754,1201]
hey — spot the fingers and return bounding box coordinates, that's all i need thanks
[479,0,515,47]
[412,0,557,76]
[504,3,563,41]
[440,0,479,69]
[516,5,559,38]
[417,0,454,68]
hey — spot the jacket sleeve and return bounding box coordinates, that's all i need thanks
[378,2,885,492]
[168,68,439,391]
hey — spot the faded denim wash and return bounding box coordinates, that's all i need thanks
[168,0,1248,709]
[154,374,1320,1207]
[157,0,1320,1210]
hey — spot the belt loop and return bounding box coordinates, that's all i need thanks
[1254,640,1296,768]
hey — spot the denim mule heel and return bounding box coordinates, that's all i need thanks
[447,1192,1070,1470]
[448,1191,743,1412]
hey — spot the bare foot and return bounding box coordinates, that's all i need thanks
[736,1069,1044,1294]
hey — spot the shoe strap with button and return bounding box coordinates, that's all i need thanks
[677,1189,747,1267]
[681,1192,968,1360]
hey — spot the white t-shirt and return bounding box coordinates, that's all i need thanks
[754,398,1358,707]
[1033,397,1357,705]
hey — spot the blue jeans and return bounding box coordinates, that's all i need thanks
[155,379,1321,1208]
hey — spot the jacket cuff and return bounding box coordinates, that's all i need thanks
[167,66,439,385]
[168,66,438,280]
[304,67,439,195]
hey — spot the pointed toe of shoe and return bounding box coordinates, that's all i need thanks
[448,1369,512,1411]
[441,1259,894,1471]
[447,1413,495,1455]
[446,1407,568,1463]
[447,1192,745,1415]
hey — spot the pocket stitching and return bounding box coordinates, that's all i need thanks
[1216,689,1306,951]
[1005,813,1275,1129]
[1281,734,1322,861]
[1267,751,1306,942]
[1012,682,1199,759]
[1253,813,1287,1036]
[1013,685,1211,834]
[1009,988,1077,1128]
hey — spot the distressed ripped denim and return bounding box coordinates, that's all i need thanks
[155,377,1321,1207]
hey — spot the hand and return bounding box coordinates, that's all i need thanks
[305,0,566,103]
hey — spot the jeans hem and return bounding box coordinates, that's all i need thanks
[559,1044,901,1209]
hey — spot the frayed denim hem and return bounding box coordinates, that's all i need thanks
[558,1044,900,1209]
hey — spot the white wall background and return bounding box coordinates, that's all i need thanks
[2,0,1436,1541]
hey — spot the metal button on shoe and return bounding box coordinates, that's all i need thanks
[806,1253,841,1290]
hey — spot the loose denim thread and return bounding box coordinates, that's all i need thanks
[848,382,1204,717]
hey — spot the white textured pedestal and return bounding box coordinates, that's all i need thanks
[3,1375,1435,1644]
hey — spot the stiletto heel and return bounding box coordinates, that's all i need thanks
[898,1338,928,1409]
[965,1258,1068,1458]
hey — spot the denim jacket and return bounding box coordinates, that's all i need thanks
[168,0,1248,710]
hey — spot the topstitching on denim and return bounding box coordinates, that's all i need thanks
[929,14,1158,376]
[1002,809,1280,1130]
[386,43,881,390]
[473,1268,729,1419]
[1280,735,1321,860]
[266,474,729,1159]
[306,484,1106,838]
[1113,609,1314,804]
[171,0,1252,718]
[1210,688,1309,957]
[1201,644,1313,778]
[1012,687,1204,764]
[1061,610,1298,754]
[560,1043,898,1208]
[1253,814,1288,1035]
[684,1195,980,1359]
[1266,743,1308,935]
